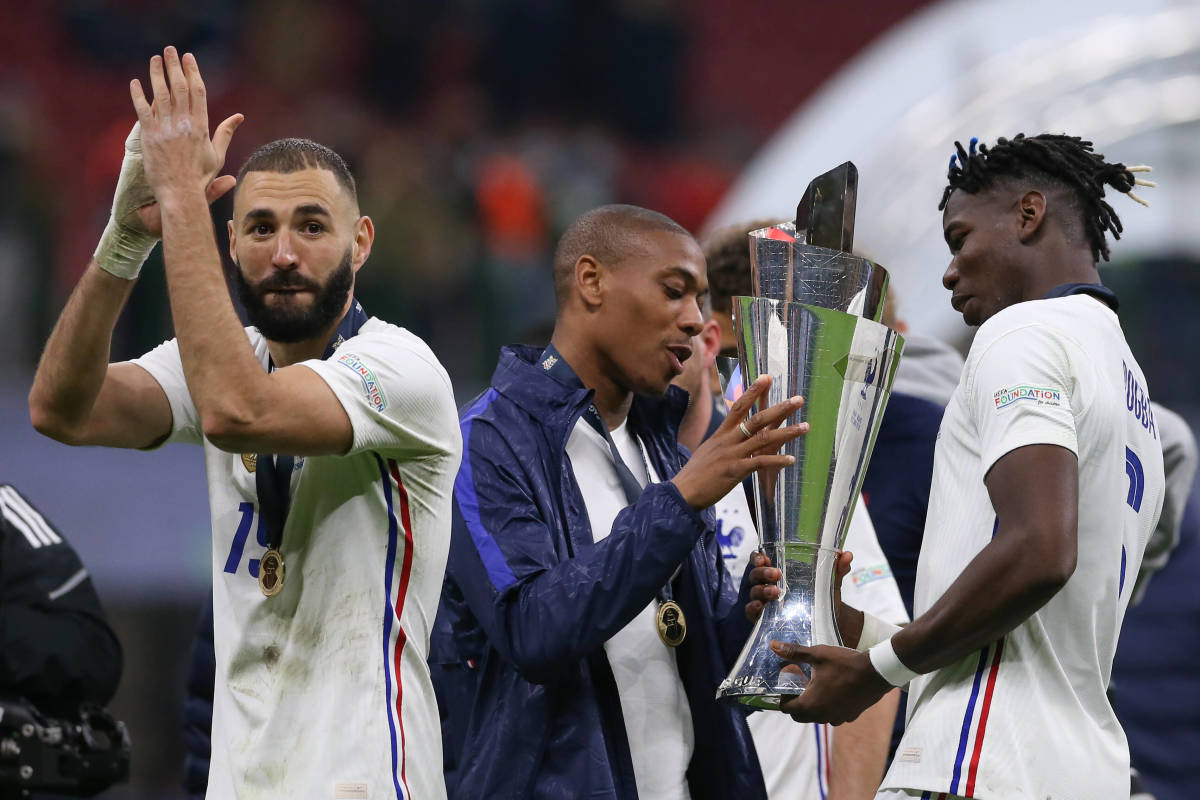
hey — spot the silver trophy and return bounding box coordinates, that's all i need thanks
[716,163,904,708]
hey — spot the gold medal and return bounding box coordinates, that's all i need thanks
[241,453,257,473]
[656,600,687,647]
[258,549,285,596]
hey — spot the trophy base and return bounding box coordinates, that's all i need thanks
[715,544,841,707]
[715,662,813,708]
[739,694,790,711]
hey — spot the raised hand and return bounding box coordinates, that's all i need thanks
[92,122,159,280]
[671,375,807,510]
[129,46,242,203]
[93,119,239,281]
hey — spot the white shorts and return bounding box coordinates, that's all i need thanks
[876,791,969,800]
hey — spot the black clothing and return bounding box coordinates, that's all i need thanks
[0,484,122,717]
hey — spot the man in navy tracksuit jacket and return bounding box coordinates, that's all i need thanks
[433,205,805,799]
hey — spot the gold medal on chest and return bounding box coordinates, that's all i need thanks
[258,548,285,597]
[241,453,257,473]
[656,600,687,647]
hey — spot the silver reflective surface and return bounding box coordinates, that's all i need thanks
[715,253,903,709]
[748,222,889,319]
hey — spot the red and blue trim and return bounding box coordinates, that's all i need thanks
[378,456,415,800]
[948,637,1005,797]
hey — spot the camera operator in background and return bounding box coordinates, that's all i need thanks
[0,484,121,717]
[0,483,125,797]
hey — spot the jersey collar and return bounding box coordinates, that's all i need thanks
[1043,282,1119,311]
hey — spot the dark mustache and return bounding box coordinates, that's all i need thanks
[256,274,321,292]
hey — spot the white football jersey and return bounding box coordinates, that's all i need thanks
[717,491,909,800]
[133,318,461,800]
[882,295,1164,800]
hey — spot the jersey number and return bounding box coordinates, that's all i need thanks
[224,502,269,578]
[1124,446,1145,513]
[1118,445,1146,598]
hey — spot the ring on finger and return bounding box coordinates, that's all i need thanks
[738,421,753,439]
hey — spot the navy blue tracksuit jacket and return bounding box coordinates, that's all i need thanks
[433,345,767,800]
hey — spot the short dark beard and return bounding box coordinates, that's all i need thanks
[234,249,354,343]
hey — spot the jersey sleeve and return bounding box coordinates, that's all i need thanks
[842,495,909,625]
[967,322,1090,475]
[128,337,203,446]
[300,328,461,460]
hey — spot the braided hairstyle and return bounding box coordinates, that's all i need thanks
[938,134,1141,262]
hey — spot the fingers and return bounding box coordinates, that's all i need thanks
[148,54,171,116]
[724,375,770,426]
[776,666,819,722]
[738,454,796,473]
[771,639,817,665]
[746,556,781,621]
[744,600,765,622]
[129,79,152,123]
[749,585,780,608]
[835,550,854,581]
[212,114,245,164]
[206,175,237,204]
[748,564,781,585]
[181,51,207,128]
[744,394,805,435]
[164,46,190,114]
[737,422,808,459]
[778,692,814,721]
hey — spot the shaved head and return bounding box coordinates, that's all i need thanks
[235,137,359,213]
[553,204,692,310]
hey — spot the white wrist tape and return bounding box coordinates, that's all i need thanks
[93,122,158,280]
[856,611,903,652]
[868,637,919,687]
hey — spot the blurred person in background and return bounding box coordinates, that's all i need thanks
[28,48,460,798]
[434,204,809,799]
[768,133,1165,800]
[0,484,121,717]
[181,598,214,800]
[1126,406,1197,607]
[1117,403,1198,800]
[866,286,961,620]
[671,293,907,799]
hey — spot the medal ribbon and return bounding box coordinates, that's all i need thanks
[256,300,369,552]
[539,344,676,605]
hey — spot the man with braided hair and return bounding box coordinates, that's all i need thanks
[757,133,1165,799]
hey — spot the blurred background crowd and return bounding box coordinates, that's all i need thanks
[1,0,1198,797]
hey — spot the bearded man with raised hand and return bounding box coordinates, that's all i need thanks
[30,47,460,798]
